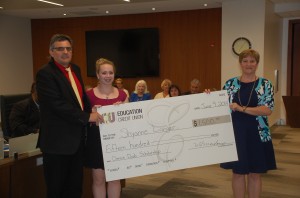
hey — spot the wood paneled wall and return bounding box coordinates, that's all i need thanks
[31,8,221,96]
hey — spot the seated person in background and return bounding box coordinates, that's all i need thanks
[9,82,40,137]
[115,78,129,100]
[169,84,181,97]
[183,78,201,95]
[154,79,172,99]
[130,80,151,102]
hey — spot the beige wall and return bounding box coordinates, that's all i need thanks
[221,0,281,126]
[264,0,282,125]
[0,15,33,95]
[221,0,265,85]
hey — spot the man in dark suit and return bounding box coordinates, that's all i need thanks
[9,82,40,137]
[36,34,102,198]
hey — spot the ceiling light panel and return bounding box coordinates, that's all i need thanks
[37,0,64,7]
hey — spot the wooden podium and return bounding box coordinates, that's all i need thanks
[282,96,300,128]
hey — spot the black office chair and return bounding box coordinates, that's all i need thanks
[0,93,30,140]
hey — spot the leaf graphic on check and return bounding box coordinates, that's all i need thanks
[146,102,171,127]
[168,102,190,125]
[146,101,190,127]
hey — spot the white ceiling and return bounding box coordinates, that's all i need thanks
[0,0,299,19]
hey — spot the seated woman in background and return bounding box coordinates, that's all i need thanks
[114,78,129,100]
[169,84,181,97]
[129,80,151,102]
[154,79,172,99]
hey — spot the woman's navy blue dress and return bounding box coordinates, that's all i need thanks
[221,79,276,174]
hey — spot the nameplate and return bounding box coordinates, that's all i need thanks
[98,90,237,181]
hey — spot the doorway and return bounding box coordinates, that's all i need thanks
[287,19,300,96]
[284,19,300,127]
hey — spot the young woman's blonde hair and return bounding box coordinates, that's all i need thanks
[95,58,116,74]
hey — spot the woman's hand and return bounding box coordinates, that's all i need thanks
[89,112,104,125]
[229,103,272,116]
[113,101,123,105]
[91,105,103,125]
[230,102,243,112]
[204,89,211,94]
[92,105,102,112]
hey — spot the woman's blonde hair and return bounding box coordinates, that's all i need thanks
[95,58,116,74]
[161,79,172,89]
[239,49,260,63]
[134,80,149,94]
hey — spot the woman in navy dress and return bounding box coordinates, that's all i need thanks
[221,49,276,198]
[85,58,128,198]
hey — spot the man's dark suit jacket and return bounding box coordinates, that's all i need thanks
[9,97,40,137]
[36,61,91,155]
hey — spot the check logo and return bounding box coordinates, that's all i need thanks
[146,100,190,127]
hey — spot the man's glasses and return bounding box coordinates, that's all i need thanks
[52,47,72,52]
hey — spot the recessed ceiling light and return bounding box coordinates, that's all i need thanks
[106,10,109,14]
[152,8,156,11]
[63,13,67,16]
[204,4,208,7]
[37,0,64,7]
[0,7,3,9]
[123,0,130,2]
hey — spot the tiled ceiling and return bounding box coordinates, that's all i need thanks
[0,0,299,19]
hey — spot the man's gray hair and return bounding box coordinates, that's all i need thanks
[191,78,200,85]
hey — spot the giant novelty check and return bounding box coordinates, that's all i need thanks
[98,90,237,181]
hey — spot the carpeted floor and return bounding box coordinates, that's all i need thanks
[121,125,300,198]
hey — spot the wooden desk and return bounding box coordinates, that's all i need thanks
[0,151,125,197]
[10,153,46,198]
[0,152,46,198]
[0,151,93,198]
[0,160,11,198]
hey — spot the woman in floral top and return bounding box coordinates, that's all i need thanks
[221,49,276,198]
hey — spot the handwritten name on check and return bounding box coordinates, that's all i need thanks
[98,90,237,181]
